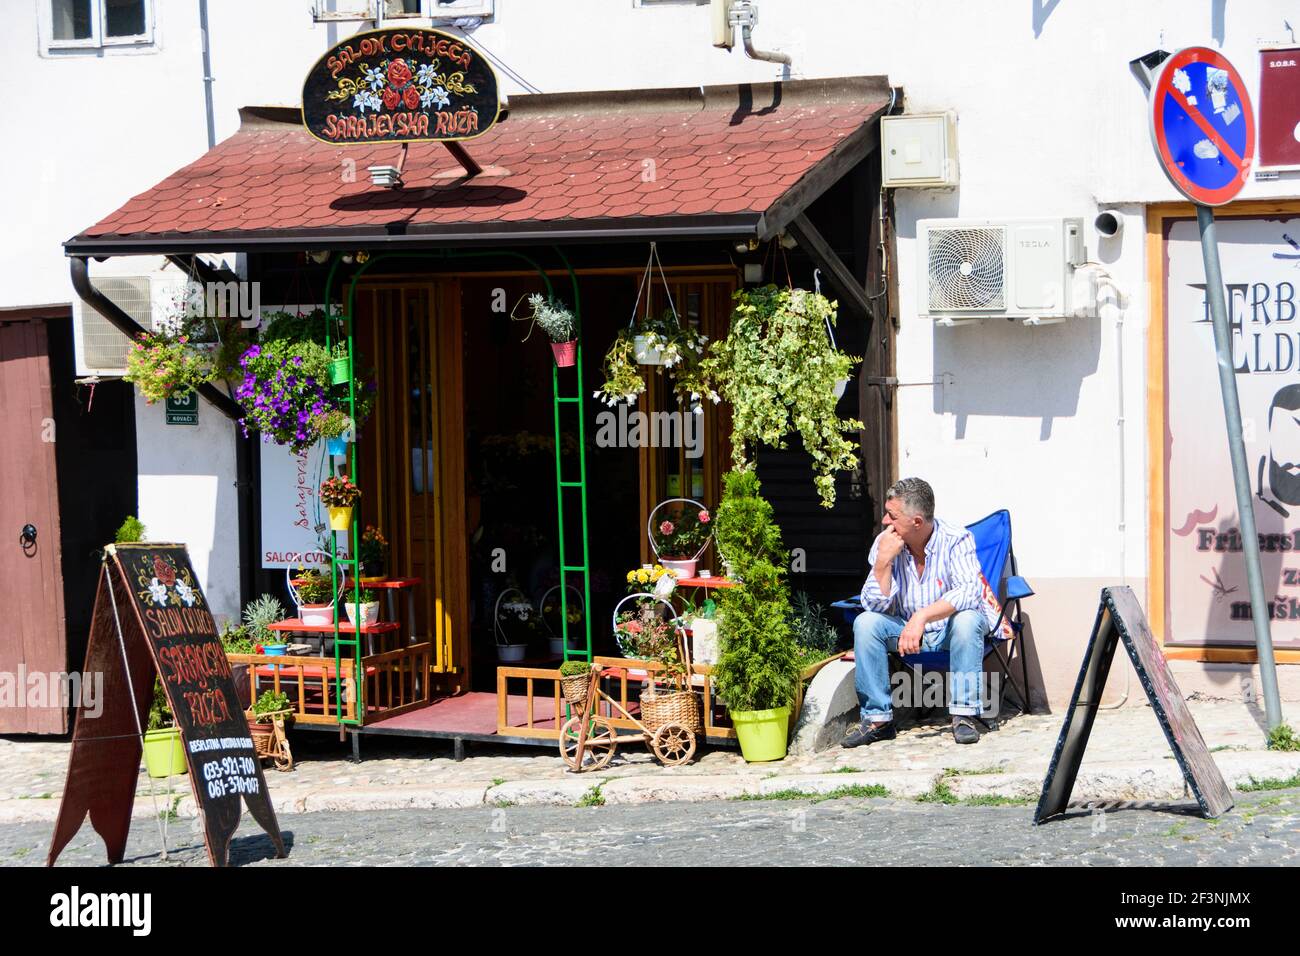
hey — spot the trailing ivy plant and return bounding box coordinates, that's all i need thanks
[701,285,862,508]
[711,470,802,714]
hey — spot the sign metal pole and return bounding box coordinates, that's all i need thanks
[1195,204,1283,731]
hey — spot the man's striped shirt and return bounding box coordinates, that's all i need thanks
[860,518,997,635]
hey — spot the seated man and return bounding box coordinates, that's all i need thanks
[842,477,995,747]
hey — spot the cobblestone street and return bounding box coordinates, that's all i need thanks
[11,786,1297,868]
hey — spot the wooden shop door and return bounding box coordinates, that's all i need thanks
[0,318,68,732]
[354,281,467,689]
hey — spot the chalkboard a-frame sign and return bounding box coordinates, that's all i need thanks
[48,544,284,867]
[1035,586,1234,823]
[301,27,501,146]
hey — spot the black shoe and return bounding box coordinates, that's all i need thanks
[842,720,897,749]
[952,716,980,745]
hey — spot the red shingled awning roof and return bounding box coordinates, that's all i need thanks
[66,76,890,255]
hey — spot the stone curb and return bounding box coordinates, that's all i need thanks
[1,753,1295,821]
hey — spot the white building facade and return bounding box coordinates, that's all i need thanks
[3,0,1300,711]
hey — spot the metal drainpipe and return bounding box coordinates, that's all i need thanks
[199,0,216,149]
[69,255,255,607]
[741,22,791,66]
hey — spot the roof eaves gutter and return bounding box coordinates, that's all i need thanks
[68,255,243,421]
[63,214,762,258]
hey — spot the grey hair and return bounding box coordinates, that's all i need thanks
[885,477,935,521]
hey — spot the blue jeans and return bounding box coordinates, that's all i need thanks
[852,609,990,722]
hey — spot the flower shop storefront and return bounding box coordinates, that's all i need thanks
[65,69,895,760]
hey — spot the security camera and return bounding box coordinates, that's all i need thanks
[1095,211,1123,239]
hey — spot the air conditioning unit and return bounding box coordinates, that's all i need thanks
[917,217,1096,326]
[72,276,153,377]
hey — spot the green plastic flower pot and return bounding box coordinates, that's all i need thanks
[329,356,351,385]
[730,706,790,762]
[142,727,187,778]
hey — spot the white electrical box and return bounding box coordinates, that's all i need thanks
[882,112,958,188]
[917,217,1096,326]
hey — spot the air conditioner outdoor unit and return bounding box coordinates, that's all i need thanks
[72,276,153,377]
[917,217,1096,326]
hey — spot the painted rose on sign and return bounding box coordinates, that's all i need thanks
[302,28,500,145]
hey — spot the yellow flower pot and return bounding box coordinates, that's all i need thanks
[730,706,791,762]
[328,506,353,531]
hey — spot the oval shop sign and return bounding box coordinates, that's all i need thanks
[302,28,501,145]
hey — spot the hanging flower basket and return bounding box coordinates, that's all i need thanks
[632,334,664,366]
[329,356,351,385]
[551,340,578,367]
[320,475,360,533]
[648,498,712,580]
[328,506,353,531]
[494,587,535,662]
[540,584,585,657]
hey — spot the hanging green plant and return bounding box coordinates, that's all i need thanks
[701,285,862,508]
[594,316,718,411]
[594,329,647,406]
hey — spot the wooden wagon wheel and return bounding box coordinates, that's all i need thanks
[651,722,696,766]
[559,715,617,772]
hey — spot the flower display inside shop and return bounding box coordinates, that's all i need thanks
[653,505,711,560]
[320,474,361,508]
[624,564,676,592]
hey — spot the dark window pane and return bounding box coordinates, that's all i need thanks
[52,0,92,40]
[105,0,147,38]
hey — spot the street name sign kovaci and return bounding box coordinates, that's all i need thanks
[1149,47,1256,206]
[302,27,501,145]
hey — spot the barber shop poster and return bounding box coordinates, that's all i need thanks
[1165,214,1300,648]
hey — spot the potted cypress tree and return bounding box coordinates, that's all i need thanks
[711,470,802,762]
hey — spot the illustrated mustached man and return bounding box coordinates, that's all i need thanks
[1257,383,1300,517]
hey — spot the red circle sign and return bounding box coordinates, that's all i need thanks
[1149,47,1256,206]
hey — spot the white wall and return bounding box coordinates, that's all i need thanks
[133,387,240,624]
[5,0,1299,703]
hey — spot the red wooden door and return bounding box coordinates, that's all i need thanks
[0,319,68,733]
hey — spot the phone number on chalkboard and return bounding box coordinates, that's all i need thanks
[202,757,260,799]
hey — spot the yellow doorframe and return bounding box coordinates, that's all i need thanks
[1146,198,1300,663]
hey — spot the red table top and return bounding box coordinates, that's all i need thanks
[267,618,401,634]
[290,577,422,589]
[674,576,736,589]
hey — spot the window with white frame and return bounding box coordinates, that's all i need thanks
[312,0,494,23]
[47,0,153,49]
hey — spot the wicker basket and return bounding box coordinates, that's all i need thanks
[640,688,701,733]
[561,674,589,705]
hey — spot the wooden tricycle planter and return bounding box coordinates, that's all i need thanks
[559,663,698,771]
[248,710,294,772]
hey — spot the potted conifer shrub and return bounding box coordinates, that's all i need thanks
[711,470,802,762]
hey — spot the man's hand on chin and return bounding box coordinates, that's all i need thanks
[899,614,926,655]
[875,528,906,565]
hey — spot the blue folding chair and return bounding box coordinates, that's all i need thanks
[830,509,1034,716]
